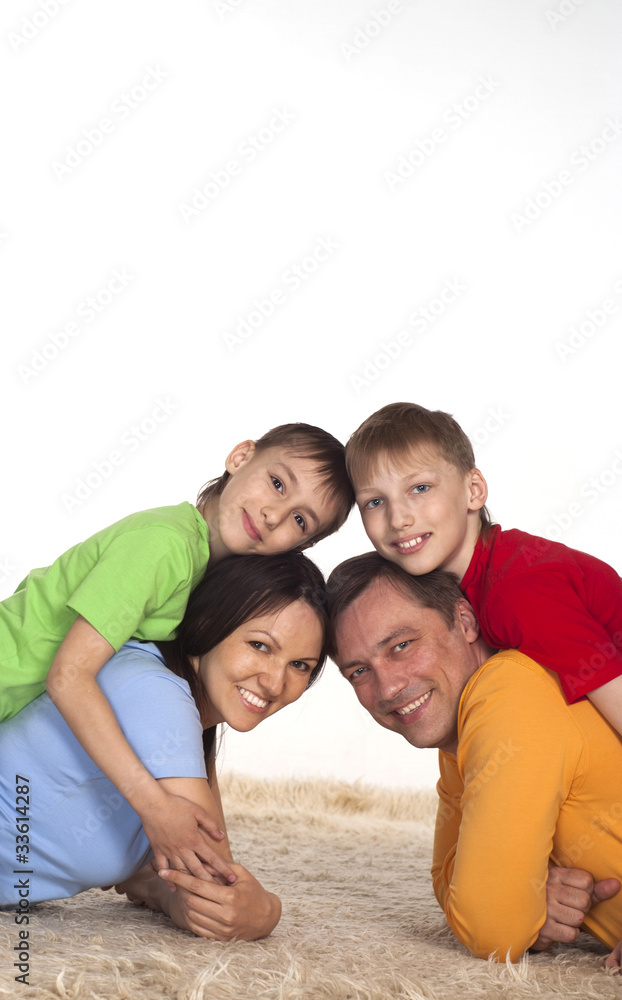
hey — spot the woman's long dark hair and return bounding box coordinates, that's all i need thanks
[156,552,328,774]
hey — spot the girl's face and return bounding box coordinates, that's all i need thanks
[194,599,324,731]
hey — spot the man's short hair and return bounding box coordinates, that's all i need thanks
[326,552,464,657]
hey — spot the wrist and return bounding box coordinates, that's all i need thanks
[123,772,166,815]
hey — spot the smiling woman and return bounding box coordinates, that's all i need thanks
[0,553,329,942]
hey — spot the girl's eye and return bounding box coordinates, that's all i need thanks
[290,660,311,672]
[364,497,383,510]
[249,641,269,652]
[294,512,306,531]
[271,476,284,493]
[412,484,430,494]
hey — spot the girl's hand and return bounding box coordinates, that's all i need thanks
[140,789,236,883]
[157,863,281,941]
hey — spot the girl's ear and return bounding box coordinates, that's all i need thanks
[224,440,256,475]
[467,468,488,511]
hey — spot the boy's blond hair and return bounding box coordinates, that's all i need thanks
[346,402,491,527]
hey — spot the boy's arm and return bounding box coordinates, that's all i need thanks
[117,771,281,941]
[585,676,622,735]
[46,616,234,882]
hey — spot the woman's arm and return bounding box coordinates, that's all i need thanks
[118,770,281,940]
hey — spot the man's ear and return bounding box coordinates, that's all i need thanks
[456,598,480,643]
[224,440,256,475]
[467,468,488,511]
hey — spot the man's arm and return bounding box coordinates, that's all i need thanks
[432,653,582,961]
[530,867,620,952]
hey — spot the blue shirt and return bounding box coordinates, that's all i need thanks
[0,641,206,906]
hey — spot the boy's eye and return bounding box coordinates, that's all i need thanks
[411,484,430,494]
[363,497,384,510]
[294,512,306,532]
[271,476,284,493]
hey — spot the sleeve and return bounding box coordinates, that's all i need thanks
[483,568,622,702]
[431,657,579,961]
[97,659,207,780]
[66,526,196,651]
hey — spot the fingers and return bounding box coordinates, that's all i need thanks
[592,877,621,905]
[159,867,232,901]
[605,939,622,971]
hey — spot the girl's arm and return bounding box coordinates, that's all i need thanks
[117,770,281,941]
[46,615,235,882]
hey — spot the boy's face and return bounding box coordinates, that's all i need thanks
[353,445,487,579]
[212,442,339,557]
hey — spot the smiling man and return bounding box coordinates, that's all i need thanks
[327,552,622,965]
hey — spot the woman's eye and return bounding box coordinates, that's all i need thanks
[294,512,306,531]
[271,476,284,492]
[364,498,383,510]
[412,484,430,494]
[291,660,311,672]
[249,641,269,652]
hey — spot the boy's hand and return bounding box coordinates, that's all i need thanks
[140,790,236,883]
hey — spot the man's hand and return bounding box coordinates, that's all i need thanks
[530,866,620,952]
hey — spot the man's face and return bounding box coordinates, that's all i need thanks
[334,578,479,753]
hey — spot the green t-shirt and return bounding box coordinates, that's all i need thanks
[0,502,210,721]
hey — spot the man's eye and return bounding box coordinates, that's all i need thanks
[271,476,284,492]
[394,641,410,652]
[349,666,367,680]
[364,498,383,509]
[294,512,306,531]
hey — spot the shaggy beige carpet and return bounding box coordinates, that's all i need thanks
[1,775,620,999]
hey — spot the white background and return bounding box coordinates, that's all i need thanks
[2,0,621,790]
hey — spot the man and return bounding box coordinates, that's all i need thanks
[327,552,622,964]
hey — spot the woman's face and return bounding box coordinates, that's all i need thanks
[195,599,324,731]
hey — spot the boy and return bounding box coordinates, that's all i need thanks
[2,422,354,881]
[345,402,622,732]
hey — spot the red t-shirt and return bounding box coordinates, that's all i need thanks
[460,524,622,702]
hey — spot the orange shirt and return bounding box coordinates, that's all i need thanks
[432,649,622,961]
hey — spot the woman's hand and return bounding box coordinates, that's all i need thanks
[157,863,281,941]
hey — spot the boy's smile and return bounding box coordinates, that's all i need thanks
[354,445,487,580]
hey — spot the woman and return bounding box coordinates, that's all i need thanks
[0,552,328,941]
